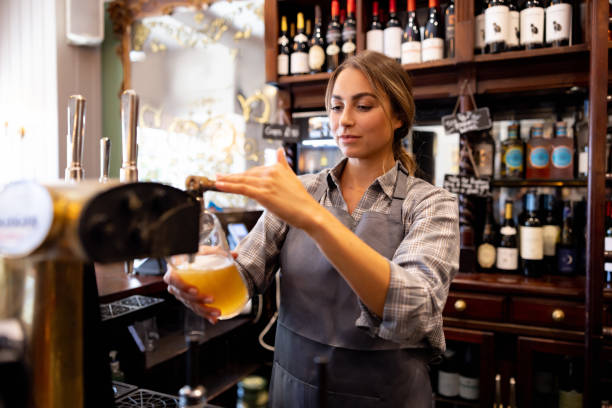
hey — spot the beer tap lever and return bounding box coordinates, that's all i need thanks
[120,89,139,183]
[99,137,111,183]
[65,95,86,182]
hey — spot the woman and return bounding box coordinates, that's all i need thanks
[165,51,459,407]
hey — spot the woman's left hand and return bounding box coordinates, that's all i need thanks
[215,148,321,230]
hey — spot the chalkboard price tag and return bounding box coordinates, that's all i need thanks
[443,174,491,196]
[442,107,492,134]
[262,124,301,142]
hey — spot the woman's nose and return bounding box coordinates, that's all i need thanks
[339,107,354,127]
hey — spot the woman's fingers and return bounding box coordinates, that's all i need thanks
[163,270,196,294]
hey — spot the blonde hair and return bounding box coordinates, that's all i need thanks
[325,51,417,176]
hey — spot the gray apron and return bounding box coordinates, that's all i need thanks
[270,169,432,407]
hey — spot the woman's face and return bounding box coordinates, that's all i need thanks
[329,68,401,163]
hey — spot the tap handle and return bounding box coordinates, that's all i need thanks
[99,137,111,183]
[120,89,139,182]
[65,95,86,182]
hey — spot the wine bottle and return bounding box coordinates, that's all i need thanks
[277,16,290,76]
[557,200,576,276]
[540,194,560,275]
[401,0,422,64]
[494,374,502,408]
[437,349,459,397]
[384,0,403,61]
[558,356,583,408]
[605,201,612,285]
[423,0,444,62]
[520,191,544,277]
[508,377,517,408]
[546,0,572,47]
[497,200,519,273]
[575,100,589,179]
[508,0,521,50]
[477,197,497,272]
[290,13,309,75]
[367,1,385,53]
[520,0,545,49]
[309,5,326,73]
[342,0,357,61]
[475,0,487,54]
[473,129,495,178]
[445,0,455,58]
[501,122,524,178]
[458,344,479,400]
[326,0,342,72]
[485,0,509,53]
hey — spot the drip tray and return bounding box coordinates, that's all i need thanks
[115,388,178,407]
[100,295,164,321]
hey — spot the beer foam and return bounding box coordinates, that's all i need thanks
[180,253,233,271]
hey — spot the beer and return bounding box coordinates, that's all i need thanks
[176,254,248,319]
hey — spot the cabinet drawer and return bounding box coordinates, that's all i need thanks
[510,298,584,330]
[443,292,506,322]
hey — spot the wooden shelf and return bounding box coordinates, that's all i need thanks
[474,44,588,63]
[491,179,588,188]
[277,71,330,85]
[434,395,480,407]
[402,57,457,71]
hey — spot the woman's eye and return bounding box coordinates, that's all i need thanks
[330,105,343,112]
[357,105,372,111]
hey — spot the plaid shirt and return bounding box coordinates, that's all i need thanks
[235,158,459,355]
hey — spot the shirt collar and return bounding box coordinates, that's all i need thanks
[326,158,407,200]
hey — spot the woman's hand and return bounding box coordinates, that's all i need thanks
[215,148,322,231]
[163,269,221,324]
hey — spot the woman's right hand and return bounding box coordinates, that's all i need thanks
[163,269,221,324]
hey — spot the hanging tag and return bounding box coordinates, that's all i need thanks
[443,174,491,196]
[442,107,492,134]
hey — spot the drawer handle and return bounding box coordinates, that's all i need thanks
[552,309,565,322]
[454,299,467,312]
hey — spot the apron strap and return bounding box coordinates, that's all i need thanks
[390,165,410,221]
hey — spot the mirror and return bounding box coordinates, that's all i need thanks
[109,0,280,208]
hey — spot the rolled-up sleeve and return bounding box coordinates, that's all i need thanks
[356,187,459,351]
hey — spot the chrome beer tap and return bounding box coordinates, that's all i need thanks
[99,137,111,183]
[65,95,86,182]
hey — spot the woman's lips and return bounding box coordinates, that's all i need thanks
[338,134,360,142]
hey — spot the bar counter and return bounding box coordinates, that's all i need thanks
[96,263,166,303]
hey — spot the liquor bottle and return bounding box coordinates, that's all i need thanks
[458,344,479,400]
[309,5,326,73]
[557,200,576,276]
[290,13,310,75]
[550,120,574,179]
[575,100,589,179]
[520,0,545,49]
[520,191,544,277]
[475,0,487,54]
[501,122,524,178]
[401,0,422,64]
[306,19,312,38]
[437,349,460,397]
[236,376,268,408]
[326,0,342,72]
[507,0,521,50]
[558,356,583,408]
[445,0,455,58]
[478,197,497,272]
[497,200,519,273]
[526,123,550,179]
[540,194,560,275]
[179,385,206,408]
[605,201,612,285]
[508,377,517,408]
[367,1,384,53]
[494,374,502,408]
[473,130,495,178]
[546,0,572,47]
[342,0,357,61]
[423,0,445,62]
[277,16,290,76]
[384,0,403,61]
[485,0,509,54]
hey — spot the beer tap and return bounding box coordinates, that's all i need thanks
[99,137,111,183]
[65,95,86,182]
[120,89,139,275]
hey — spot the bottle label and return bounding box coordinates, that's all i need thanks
[485,5,509,44]
[557,246,576,274]
[401,41,422,64]
[459,376,479,400]
[326,29,341,44]
[542,225,561,256]
[504,146,524,170]
[342,27,356,43]
[551,145,573,168]
[478,242,496,268]
[546,3,572,43]
[366,30,384,53]
[520,7,544,45]
[341,40,356,55]
[422,37,444,62]
[383,27,403,59]
[475,142,494,176]
[290,52,309,74]
[497,247,519,270]
[278,36,289,46]
[578,150,588,175]
[520,226,544,260]
[529,146,550,168]
[438,371,460,397]
[475,13,486,49]
[508,10,520,47]
[326,43,340,56]
[309,45,325,71]
[277,54,289,76]
[605,236,612,252]
[559,390,583,408]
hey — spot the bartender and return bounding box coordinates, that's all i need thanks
[165,51,459,407]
